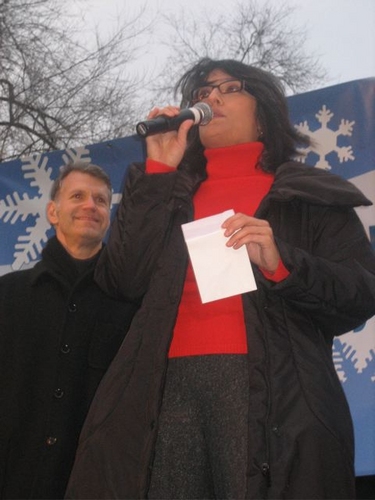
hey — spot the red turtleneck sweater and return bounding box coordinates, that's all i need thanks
[146,142,288,358]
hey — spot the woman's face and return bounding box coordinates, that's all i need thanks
[196,69,260,149]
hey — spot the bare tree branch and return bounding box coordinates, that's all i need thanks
[149,0,328,105]
[0,0,154,162]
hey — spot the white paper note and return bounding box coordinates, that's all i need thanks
[181,210,257,303]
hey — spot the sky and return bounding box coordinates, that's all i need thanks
[80,0,375,93]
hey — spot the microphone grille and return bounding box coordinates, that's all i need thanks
[193,102,213,126]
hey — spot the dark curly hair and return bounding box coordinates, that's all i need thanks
[175,58,310,173]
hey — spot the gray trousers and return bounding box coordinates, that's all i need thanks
[148,354,249,500]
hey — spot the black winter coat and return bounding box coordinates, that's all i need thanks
[66,162,375,499]
[0,237,138,499]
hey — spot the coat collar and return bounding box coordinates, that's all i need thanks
[30,236,100,288]
[268,161,372,208]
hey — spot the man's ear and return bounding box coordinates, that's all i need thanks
[46,200,58,226]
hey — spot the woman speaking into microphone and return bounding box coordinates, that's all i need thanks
[66,58,375,500]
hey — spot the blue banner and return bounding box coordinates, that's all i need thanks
[289,78,375,477]
[1,78,374,475]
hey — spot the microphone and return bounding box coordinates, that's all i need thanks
[135,102,213,137]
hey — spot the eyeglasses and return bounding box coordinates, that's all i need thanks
[191,79,247,103]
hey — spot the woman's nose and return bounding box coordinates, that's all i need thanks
[206,87,224,105]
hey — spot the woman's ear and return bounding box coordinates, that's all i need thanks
[257,123,264,140]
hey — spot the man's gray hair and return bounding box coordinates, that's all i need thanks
[50,161,112,202]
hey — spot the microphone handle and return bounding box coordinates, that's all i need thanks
[136,108,200,137]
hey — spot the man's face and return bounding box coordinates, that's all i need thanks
[47,171,111,257]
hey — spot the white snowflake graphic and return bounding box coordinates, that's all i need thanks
[295,105,355,170]
[0,146,91,270]
[334,315,375,381]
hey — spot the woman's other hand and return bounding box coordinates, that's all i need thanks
[222,212,280,273]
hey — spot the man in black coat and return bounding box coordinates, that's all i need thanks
[0,162,138,499]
